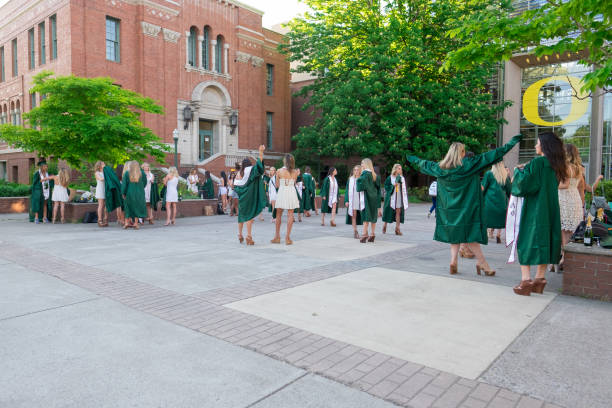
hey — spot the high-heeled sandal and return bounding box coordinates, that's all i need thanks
[148,218,154,225]
[330,221,336,227]
[360,235,369,243]
[395,228,402,236]
[134,224,140,230]
[270,237,280,244]
[123,223,130,229]
[238,235,245,244]
[353,230,360,239]
[532,278,547,294]
[246,236,254,246]
[450,264,458,275]
[285,238,293,245]
[513,280,533,296]
[496,236,502,244]
[459,248,475,259]
[382,225,387,234]
[368,235,375,243]
[61,218,65,224]
[476,264,496,276]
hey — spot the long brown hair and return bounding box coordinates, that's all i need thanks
[240,158,252,178]
[283,154,295,172]
[565,143,583,179]
[539,132,568,182]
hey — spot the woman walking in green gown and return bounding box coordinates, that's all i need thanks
[121,161,147,230]
[482,162,511,244]
[356,158,381,243]
[511,132,566,296]
[234,145,267,245]
[320,168,339,227]
[407,134,522,275]
[382,164,409,236]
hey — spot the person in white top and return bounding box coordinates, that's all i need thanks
[49,169,71,224]
[164,167,179,226]
[345,165,365,239]
[271,154,300,245]
[187,169,199,195]
[142,163,155,224]
[94,161,108,227]
[267,167,278,223]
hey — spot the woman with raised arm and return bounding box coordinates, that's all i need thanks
[356,159,381,243]
[511,132,566,295]
[382,164,409,236]
[234,145,267,245]
[271,154,300,245]
[407,134,522,275]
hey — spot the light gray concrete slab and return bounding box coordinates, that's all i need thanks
[228,267,555,379]
[0,297,304,408]
[0,263,98,320]
[481,295,612,408]
[252,373,398,408]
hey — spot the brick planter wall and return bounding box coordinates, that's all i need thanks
[61,199,219,223]
[314,196,345,209]
[563,243,612,301]
[0,197,30,214]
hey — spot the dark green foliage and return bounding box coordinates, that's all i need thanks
[0,180,31,197]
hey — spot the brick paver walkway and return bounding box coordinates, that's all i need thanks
[0,242,564,408]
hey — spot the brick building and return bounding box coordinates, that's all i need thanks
[0,0,291,184]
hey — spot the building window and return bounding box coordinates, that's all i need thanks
[266,64,274,96]
[12,38,18,76]
[188,26,197,67]
[39,21,46,65]
[266,112,273,149]
[105,17,120,62]
[29,28,35,69]
[50,15,57,60]
[202,26,210,70]
[31,93,37,109]
[0,47,4,82]
[215,35,223,73]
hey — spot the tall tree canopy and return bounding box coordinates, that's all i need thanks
[443,0,611,95]
[282,0,506,168]
[0,71,168,167]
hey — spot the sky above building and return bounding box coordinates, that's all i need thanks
[0,0,308,28]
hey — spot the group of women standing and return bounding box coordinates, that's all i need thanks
[30,160,72,224]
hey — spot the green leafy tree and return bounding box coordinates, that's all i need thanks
[0,71,168,167]
[443,0,611,95]
[282,0,507,168]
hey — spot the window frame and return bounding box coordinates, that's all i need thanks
[105,16,121,63]
[202,26,210,70]
[188,26,197,67]
[266,64,274,96]
[30,93,36,110]
[0,47,4,82]
[50,15,57,60]
[266,112,273,150]
[28,28,35,69]
[11,38,17,77]
[215,35,223,73]
[39,21,46,65]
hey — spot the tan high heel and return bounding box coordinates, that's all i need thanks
[238,234,244,244]
[450,264,458,275]
[532,278,547,294]
[395,228,402,236]
[476,264,496,276]
[360,235,369,243]
[246,236,254,246]
[270,237,280,244]
[285,238,293,245]
[513,280,533,296]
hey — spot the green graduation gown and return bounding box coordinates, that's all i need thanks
[302,173,316,211]
[103,166,123,214]
[344,179,363,226]
[320,176,339,214]
[121,170,147,218]
[407,134,522,244]
[150,182,161,211]
[203,178,214,199]
[29,171,54,221]
[234,159,267,223]
[356,170,381,223]
[511,156,562,265]
[481,171,511,229]
[382,175,405,224]
[296,175,305,214]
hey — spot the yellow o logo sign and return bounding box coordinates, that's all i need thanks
[522,75,588,126]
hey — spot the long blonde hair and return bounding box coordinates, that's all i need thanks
[168,167,179,178]
[352,165,361,178]
[128,161,141,183]
[391,163,402,176]
[439,143,465,170]
[491,162,508,185]
[58,169,70,187]
[565,143,583,178]
[94,161,104,172]
[361,158,376,181]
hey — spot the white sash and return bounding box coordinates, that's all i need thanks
[268,175,277,201]
[233,166,253,187]
[296,180,303,199]
[505,195,524,263]
[328,177,338,207]
[390,175,409,210]
[40,170,50,200]
[347,176,365,213]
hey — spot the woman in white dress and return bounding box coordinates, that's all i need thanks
[558,144,586,268]
[50,169,70,224]
[271,154,300,245]
[143,163,155,224]
[219,171,229,212]
[164,167,179,226]
[187,169,199,194]
[345,165,365,239]
[94,161,107,227]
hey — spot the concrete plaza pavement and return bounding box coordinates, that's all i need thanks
[1,204,611,408]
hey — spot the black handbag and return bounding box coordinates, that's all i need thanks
[83,211,98,223]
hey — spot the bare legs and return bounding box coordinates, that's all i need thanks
[351,210,358,236]
[360,221,377,242]
[450,244,460,268]
[330,204,337,225]
[60,202,65,223]
[239,219,255,245]
[560,230,572,264]
[52,202,59,223]
[272,208,295,244]
[146,203,154,224]
[165,202,177,226]
[450,243,493,272]
[395,208,402,234]
[221,194,228,213]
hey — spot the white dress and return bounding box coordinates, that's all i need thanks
[275,178,300,210]
[187,175,199,194]
[559,177,583,232]
[52,185,69,202]
[166,177,179,203]
[95,171,105,200]
[144,172,154,203]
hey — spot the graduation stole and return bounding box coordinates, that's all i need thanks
[40,170,50,200]
[348,177,365,213]
[328,176,338,207]
[391,175,409,210]
[233,166,253,187]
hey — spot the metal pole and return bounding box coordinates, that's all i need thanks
[174,139,178,168]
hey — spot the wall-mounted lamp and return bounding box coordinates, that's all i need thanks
[183,105,193,130]
[229,110,238,135]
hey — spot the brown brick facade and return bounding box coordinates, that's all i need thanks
[0,0,291,183]
[563,244,612,301]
